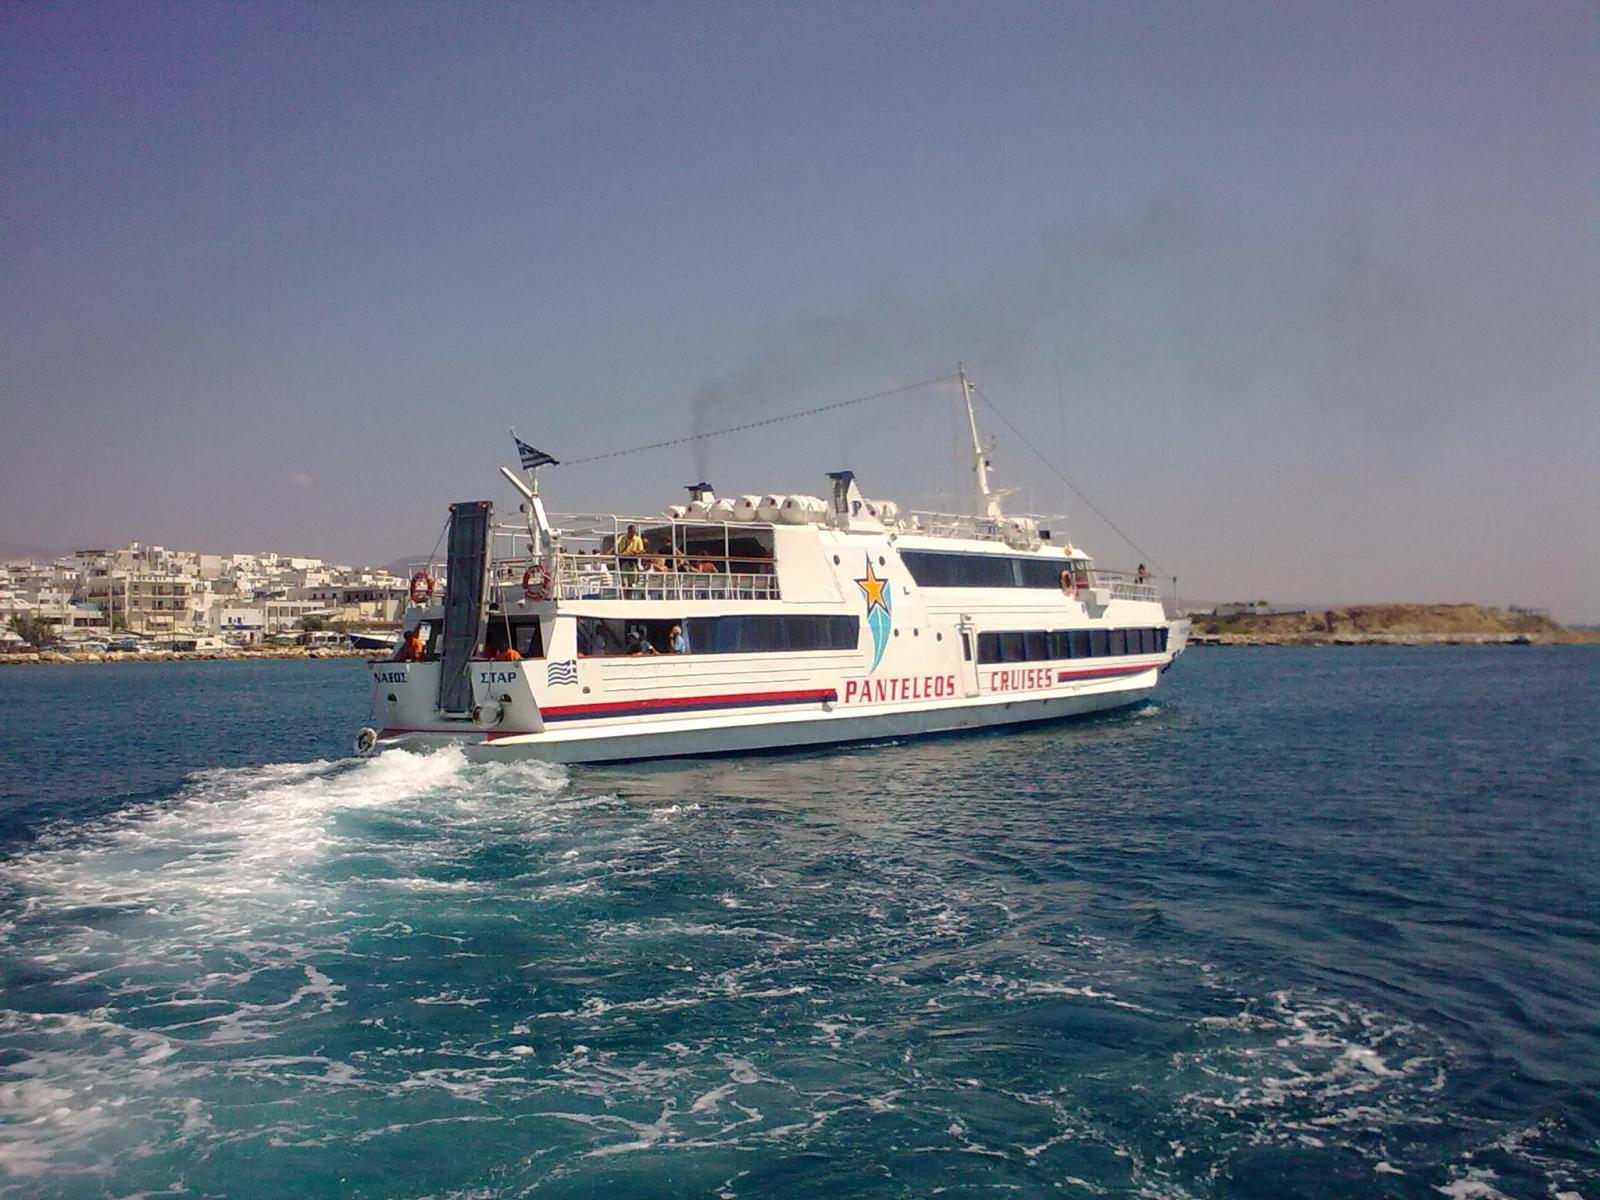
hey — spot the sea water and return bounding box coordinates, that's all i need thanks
[0,650,1595,1199]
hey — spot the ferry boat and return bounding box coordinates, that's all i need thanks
[354,371,1188,763]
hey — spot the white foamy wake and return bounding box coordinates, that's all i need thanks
[3,749,574,922]
[0,748,576,1190]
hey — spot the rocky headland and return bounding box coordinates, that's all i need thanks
[1189,604,1597,647]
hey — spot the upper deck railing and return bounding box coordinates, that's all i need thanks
[491,555,781,603]
[1095,571,1160,603]
[413,518,1158,607]
[904,509,1071,549]
[563,561,778,602]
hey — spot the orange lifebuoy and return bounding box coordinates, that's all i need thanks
[1060,569,1076,597]
[521,564,551,601]
[408,570,435,606]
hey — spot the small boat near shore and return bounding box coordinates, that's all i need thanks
[355,370,1188,763]
[345,629,400,653]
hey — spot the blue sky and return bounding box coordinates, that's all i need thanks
[3,2,1595,618]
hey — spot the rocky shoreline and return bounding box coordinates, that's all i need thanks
[1,647,377,666]
[1186,632,1585,647]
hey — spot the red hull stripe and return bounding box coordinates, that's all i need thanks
[541,687,838,723]
[1056,662,1158,682]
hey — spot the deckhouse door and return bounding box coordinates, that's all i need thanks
[957,620,979,698]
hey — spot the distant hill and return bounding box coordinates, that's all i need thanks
[382,555,434,576]
[1191,605,1598,645]
[0,542,70,563]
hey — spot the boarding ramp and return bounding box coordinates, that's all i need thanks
[437,501,493,716]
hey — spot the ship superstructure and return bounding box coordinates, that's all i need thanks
[356,372,1188,763]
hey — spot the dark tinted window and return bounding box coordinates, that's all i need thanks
[900,551,1070,589]
[1017,559,1066,589]
[510,618,543,659]
[682,614,858,654]
[975,625,1172,664]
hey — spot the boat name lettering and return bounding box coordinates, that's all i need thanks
[477,670,519,685]
[987,668,1055,692]
[842,674,957,704]
[372,670,408,684]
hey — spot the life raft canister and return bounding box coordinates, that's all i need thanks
[521,564,551,601]
[408,570,435,606]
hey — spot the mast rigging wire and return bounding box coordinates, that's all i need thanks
[557,372,959,467]
[971,383,1171,581]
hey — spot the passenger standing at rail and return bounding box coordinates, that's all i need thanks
[616,524,645,595]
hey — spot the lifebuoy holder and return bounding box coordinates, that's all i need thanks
[522,563,552,601]
[408,570,435,606]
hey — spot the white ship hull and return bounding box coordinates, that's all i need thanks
[373,660,1170,764]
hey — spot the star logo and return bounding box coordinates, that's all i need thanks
[855,555,893,672]
[856,558,889,615]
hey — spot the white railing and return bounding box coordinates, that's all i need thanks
[557,566,779,603]
[489,556,781,603]
[905,510,1071,547]
[1096,570,1161,602]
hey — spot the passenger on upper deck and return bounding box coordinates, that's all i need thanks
[616,524,645,594]
[1135,564,1150,584]
[616,525,644,557]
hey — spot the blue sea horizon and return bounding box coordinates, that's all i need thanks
[0,649,1595,1198]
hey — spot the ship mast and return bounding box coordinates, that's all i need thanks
[959,363,1013,521]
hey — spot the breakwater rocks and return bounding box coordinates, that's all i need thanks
[1,647,376,666]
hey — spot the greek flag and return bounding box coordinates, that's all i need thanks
[546,659,577,686]
[514,435,558,471]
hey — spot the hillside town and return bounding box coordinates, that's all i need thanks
[1,541,412,653]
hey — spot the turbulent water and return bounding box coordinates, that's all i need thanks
[0,651,1595,1199]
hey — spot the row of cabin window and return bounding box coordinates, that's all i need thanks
[578,614,859,656]
[899,550,1080,589]
[976,626,1168,664]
